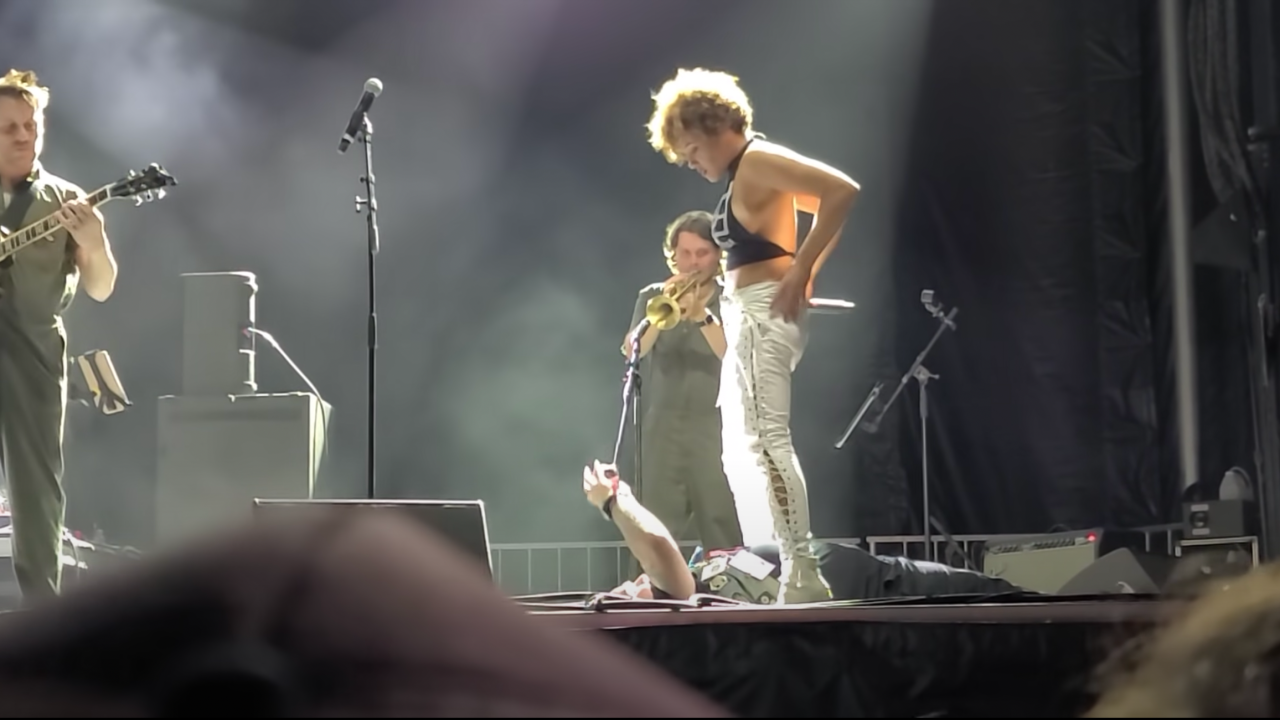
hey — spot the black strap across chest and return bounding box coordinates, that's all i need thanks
[0,180,37,270]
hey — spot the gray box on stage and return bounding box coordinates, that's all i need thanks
[182,271,258,396]
[155,392,330,546]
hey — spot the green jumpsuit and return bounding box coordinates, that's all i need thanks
[629,283,743,551]
[0,165,81,600]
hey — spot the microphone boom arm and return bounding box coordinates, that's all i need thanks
[866,305,957,433]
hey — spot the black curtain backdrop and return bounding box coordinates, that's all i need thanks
[874,0,1250,536]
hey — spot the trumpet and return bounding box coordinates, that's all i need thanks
[621,273,712,355]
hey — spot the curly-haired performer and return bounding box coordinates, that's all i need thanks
[646,68,859,604]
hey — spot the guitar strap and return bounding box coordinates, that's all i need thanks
[0,178,37,270]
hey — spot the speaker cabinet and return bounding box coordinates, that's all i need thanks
[252,499,493,577]
[181,272,258,396]
[156,393,328,546]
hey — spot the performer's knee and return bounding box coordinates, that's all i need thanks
[756,421,794,457]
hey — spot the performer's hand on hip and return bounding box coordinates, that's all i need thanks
[771,265,810,323]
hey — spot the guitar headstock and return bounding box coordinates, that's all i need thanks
[105,164,177,207]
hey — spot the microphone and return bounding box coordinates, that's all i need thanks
[337,78,384,154]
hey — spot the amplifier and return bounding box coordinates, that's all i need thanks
[252,499,493,577]
[982,529,1147,593]
[156,393,329,546]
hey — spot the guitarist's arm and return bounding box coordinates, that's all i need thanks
[57,197,117,302]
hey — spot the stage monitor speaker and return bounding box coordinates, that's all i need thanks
[252,499,493,577]
[1058,548,1179,595]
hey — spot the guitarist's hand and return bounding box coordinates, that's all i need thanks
[55,199,104,249]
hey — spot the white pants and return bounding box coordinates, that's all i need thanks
[718,281,815,560]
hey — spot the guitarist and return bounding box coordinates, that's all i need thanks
[0,69,118,603]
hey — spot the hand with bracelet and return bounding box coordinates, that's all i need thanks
[582,460,626,521]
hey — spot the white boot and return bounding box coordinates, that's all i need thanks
[778,546,831,605]
[766,463,831,605]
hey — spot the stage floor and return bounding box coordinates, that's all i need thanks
[525,593,1174,717]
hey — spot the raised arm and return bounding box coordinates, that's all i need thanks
[583,463,696,600]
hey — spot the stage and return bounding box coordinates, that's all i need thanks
[525,593,1174,717]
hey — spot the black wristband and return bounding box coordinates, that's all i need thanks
[601,494,617,522]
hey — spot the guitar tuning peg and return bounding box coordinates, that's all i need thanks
[133,196,143,207]
[127,169,139,178]
[155,189,167,200]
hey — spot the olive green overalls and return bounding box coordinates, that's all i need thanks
[0,164,79,600]
[628,282,743,552]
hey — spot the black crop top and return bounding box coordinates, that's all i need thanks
[710,139,795,271]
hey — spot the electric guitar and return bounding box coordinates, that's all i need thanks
[0,163,177,263]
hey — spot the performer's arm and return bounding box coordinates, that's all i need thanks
[698,316,727,359]
[621,289,661,359]
[793,197,843,294]
[745,147,859,279]
[610,486,695,599]
[58,197,117,302]
[584,464,695,600]
[76,239,117,302]
[804,222,844,281]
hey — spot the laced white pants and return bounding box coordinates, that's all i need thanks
[718,281,816,562]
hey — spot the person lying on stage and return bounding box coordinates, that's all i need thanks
[582,460,1019,604]
[646,67,860,604]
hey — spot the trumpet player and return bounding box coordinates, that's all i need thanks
[647,69,860,604]
[620,210,743,555]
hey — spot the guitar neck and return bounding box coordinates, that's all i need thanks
[0,186,111,262]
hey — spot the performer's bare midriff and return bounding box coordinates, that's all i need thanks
[646,68,860,604]
[717,188,801,295]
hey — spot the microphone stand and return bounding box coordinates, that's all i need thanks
[612,322,647,499]
[354,114,379,500]
[836,301,963,565]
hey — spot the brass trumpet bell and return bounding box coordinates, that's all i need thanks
[621,274,711,356]
[645,274,705,331]
[644,293,682,332]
